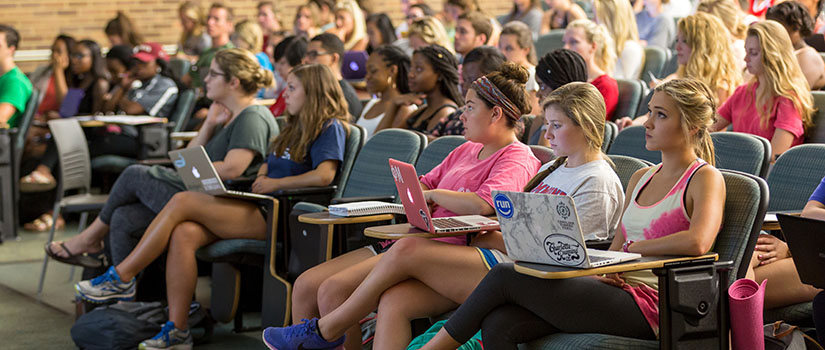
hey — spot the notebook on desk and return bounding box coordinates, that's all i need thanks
[59,88,85,117]
[389,159,499,234]
[493,190,640,268]
[169,146,271,200]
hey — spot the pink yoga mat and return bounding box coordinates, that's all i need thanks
[728,278,767,350]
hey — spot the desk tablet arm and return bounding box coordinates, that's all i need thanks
[138,158,173,166]
[225,176,255,191]
[271,186,338,197]
[330,195,396,205]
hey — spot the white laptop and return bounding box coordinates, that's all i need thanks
[168,146,272,200]
[492,190,641,268]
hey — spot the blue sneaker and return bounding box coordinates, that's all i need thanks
[262,318,345,350]
[139,321,193,350]
[74,266,136,303]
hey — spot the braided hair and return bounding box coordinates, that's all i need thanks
[536,49,588,91]
[374,45,411,94]
[413,44,464,106]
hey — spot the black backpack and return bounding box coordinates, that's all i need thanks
[71,301,210,350]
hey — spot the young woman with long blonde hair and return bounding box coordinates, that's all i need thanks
[407,16,455,54]
[711,20,814,161]
[563,19,618,120]
[696,0,747,72]
[330,0,368,51]
[594,0,643,80]
[420,78,725,349]
[176,1,211,62]
[617,13,742,128]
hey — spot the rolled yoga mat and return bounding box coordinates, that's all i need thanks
[728,278,767,350]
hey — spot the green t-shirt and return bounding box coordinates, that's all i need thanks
[0,67,33,128]
[149,104,279,190]
[190,42,234,89]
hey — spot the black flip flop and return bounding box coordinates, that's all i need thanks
[44,242,104,268]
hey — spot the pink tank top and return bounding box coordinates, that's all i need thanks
[619,159,707,336]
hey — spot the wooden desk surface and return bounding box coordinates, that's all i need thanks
[514,253,718,279]
[363,223,469,239]
[298,211,395,225]
[761,211,800,231]
[75,115,167,127]
[171,131,198,141]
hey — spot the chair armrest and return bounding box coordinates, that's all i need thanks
[330,195,396,205]
[272,185,337,197]
[225,176,255,190]
[138,158,172,166]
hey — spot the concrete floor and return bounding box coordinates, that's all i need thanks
[0,222,266,349]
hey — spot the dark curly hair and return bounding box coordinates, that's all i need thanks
[374,45,411,94]
[413,44,464,106]
[766,1,814,37]
[537,49,588,91]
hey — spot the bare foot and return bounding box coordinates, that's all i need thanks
[49,234,103,259]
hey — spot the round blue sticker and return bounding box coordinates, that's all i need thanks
[494,193,514,218]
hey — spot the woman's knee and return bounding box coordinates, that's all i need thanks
[292,268,326,307]
[317,272,359,313]
[376,285,418,320]
[169,222,207,250]
[382,237,431,268]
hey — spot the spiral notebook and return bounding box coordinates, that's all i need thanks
[328,201,405,217]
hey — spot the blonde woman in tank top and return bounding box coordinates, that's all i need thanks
[420,78,726,349]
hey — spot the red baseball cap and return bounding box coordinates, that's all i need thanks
[132,42,169,62]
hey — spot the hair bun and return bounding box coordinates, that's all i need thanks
[497,62,529,85]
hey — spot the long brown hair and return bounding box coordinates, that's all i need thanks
[270,64,350,162]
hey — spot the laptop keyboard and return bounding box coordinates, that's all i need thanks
[432,217,472,229]
[588,255,612,263]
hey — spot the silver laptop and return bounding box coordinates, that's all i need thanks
[169,146,271,200]
[492,190,641,268]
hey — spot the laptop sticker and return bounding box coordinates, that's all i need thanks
[544,234,585,267]
[173,153,186,168]
[418,209,430,230]
[494,193,514,219]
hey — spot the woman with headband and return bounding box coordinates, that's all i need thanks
[261,63,615,350]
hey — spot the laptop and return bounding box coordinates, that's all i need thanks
[492,190,641,268]
[59,88,85,118]
[341,51,368,81]
[776,213,825,289]
[169,146,271,200]
[388,159,500,234]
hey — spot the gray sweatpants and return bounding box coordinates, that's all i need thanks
[98,165,181,265]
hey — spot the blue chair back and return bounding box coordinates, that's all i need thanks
[534,30,565,58]
[640,47,668,86]
[529,145,556,165]
[607,125,661,164]
[711,132,771,178]
[607,155,653,191]
[341,129,426,199]
[415,136,467,175]
[806,91,825,143]
[766,144,825,211]
[614,79,643,121]
[603,121,618,153]
[332,123,366,198]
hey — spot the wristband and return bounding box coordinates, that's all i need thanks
[622,240,635,253]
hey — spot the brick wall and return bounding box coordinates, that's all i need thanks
[2,0,514,72]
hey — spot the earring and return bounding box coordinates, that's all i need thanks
[387,76,396,90]
[156,67,162,74]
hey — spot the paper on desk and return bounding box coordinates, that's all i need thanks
[763,213,777,223]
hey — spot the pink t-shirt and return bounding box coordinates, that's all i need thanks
[718,82,805,146]
[420,141,541,245]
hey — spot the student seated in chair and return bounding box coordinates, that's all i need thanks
[767,1,825,90]
[524,48,588,146]
[419,78,725,349]
[617,12,743,130]
[710,21,814,162]
[261,67,623,350]
[72,63,349,349]
[45,49,277,271]
[745,176,825,309]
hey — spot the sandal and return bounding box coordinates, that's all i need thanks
[44,241,104,268]
[19,171,56,192]
[23,213,64,232]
